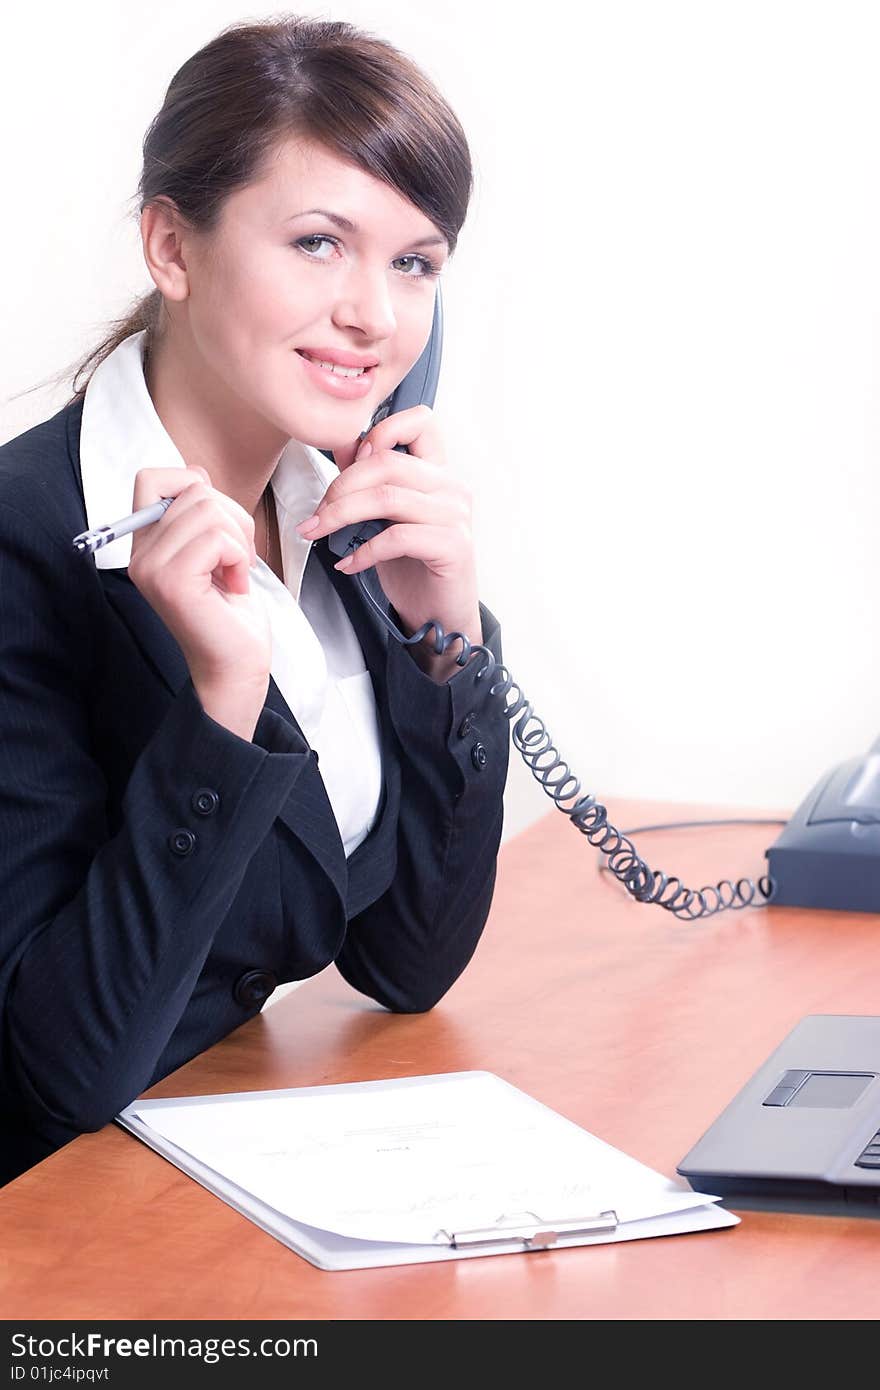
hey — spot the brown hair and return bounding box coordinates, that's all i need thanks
[19,13,472,405]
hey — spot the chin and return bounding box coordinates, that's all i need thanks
[290,427,360,452]
[290,413,376,452]
[257,405,357,452]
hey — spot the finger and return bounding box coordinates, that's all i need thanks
[131,465,212,511]
[132,467,256,547]
[301,484,467,541]
[332,522,472,575]
[141,498,258,574]
[159,526,253,598]
[313,453,449,517]
[358,403,446,465]
[156,483,257,563]
[132,479,257,566]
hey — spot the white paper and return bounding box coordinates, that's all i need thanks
[129,1071,725,1246]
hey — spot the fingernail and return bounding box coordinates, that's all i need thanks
[354,440,373,462]
[334,555,354,571]
[296,514,320,532]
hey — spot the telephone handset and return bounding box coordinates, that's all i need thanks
[323,283,443,566]
[320,284,778,923]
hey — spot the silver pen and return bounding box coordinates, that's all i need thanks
[71,497,176,555]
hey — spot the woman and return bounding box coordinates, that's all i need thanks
[0,15,509,1186]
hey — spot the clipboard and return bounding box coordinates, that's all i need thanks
[116,1071,737,1271]
[438,1209,619,1249]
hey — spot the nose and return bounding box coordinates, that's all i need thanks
[332,271,396,342]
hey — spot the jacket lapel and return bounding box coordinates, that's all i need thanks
[99,568,307,731]
[98,567,347,904]
[98,546,395,918]
[100,569,191,696]
[97,538,392,715]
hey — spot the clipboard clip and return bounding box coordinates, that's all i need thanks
[437,1209,619,1250]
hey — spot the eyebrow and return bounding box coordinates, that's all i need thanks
[285,207,448,249]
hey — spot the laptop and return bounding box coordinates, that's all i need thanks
[677,1015,880,1215]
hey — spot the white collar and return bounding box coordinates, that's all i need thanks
[79,330,340,601]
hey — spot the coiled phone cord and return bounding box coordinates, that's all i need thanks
[351,558,778,922]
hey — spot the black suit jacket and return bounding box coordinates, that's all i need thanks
[0,397,509,1186]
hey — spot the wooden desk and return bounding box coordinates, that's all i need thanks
[3,797,880,1321]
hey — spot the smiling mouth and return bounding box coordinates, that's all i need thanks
[296,350,374,379]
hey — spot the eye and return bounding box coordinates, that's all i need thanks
[295,234,336,261]
[392,254,441,279]
[294,235,441,279]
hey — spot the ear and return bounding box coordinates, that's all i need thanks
[140,197,193,303]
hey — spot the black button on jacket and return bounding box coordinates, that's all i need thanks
[0,399,510,1186]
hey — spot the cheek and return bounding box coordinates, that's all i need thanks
[196,243,288,324]
[227,263,292,327]
[398,305,436,369]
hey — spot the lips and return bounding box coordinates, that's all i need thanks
[295,347,377,399]
[296,347,379,369]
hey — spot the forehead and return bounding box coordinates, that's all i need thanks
[230,135,444,244]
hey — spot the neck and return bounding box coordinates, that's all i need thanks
[143,331,287,518]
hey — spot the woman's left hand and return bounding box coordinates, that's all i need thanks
[295,405,482,681]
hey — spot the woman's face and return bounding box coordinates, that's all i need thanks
[165,136,448,451]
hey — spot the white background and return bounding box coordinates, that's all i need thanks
[3,0,880,844]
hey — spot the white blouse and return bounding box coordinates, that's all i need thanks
[79,330,383,859]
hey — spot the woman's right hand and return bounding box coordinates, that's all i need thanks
[128,467,273,721]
